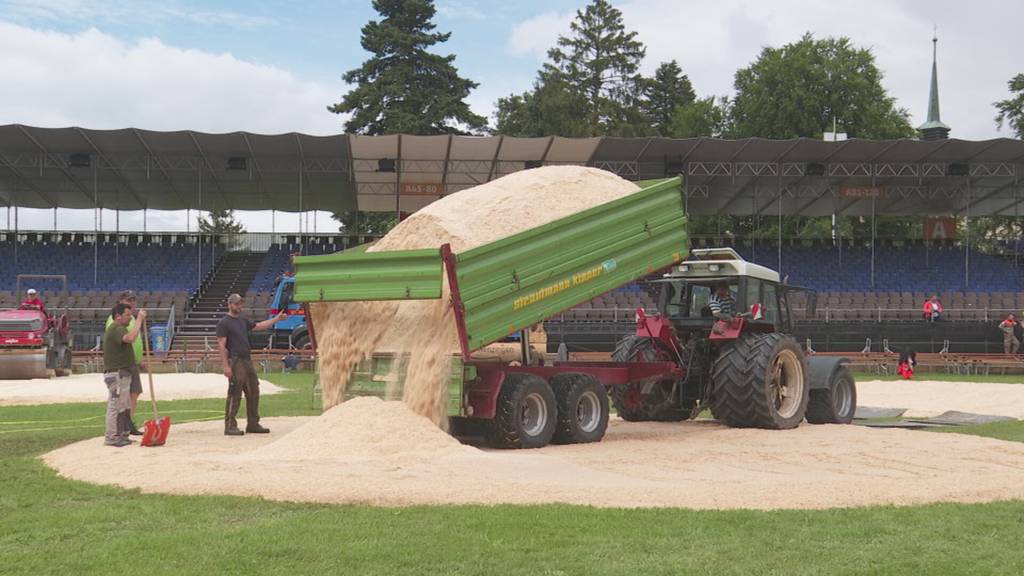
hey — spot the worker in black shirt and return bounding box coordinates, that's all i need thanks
[216,293,287,436]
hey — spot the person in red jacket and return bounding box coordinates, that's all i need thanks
[921,295,942,322]
[20,288,47,317]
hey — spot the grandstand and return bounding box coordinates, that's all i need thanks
[2,128,1023,355]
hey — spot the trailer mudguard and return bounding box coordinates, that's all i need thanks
[806,356,849,390]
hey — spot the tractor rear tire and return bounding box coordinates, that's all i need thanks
[488,374,557,449]
[551,373,609,444]
[610,335,686,422]
[711,333,809,429]
[806,366,857,424]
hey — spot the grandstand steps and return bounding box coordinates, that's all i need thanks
[173,251,263,351]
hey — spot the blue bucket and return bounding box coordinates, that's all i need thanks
[149,324,169,352]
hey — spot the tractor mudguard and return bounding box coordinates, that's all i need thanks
[806,356,848,390]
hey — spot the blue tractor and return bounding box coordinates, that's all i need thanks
[267,276,311,349]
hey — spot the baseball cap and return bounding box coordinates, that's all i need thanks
[227,293,243,304]
[118,290,137,301]
[26,288,37,295]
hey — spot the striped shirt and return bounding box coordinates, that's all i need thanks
[708,291,736,318]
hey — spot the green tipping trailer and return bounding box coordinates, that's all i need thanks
[294,177,688,448]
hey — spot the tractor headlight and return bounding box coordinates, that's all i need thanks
[708,264,720,272]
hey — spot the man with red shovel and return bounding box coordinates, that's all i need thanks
[217,293,287,436]
[102,304,146,447]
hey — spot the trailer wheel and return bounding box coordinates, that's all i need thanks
[489,374,557,449]
[610,335,686,422]
[551,374,609,444]
[806,366,857,424]
[711,333,809,429]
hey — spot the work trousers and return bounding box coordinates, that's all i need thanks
[104,369,133,443]
[225,357,261,430]
[1004,334,1020,355]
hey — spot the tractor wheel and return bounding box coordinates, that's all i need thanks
[488,374,557,449]
[806,366,857,424]
[711,333,809,429]
[551,373,609,444]
[292,333,311,350]
[609,335,686,422]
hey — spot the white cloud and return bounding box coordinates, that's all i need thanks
[506,10,574,59]
[436,0,488,21]
[0,22,341,134]
[506,0,1024,139]
[0,0,276,29]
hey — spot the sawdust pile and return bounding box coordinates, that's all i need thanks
[253,397,469,460]
[44,414,1024,509]
[311,166,640,426]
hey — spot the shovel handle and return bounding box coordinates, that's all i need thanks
[141,318,159,420]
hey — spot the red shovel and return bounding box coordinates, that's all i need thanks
[140,319,171,447]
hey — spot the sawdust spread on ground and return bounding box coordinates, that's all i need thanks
[0,373,283,406]
[857,379,1024,418]
[44,400,1024,509]
[311,166,640,427]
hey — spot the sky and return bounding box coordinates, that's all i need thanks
[1,0,1022,231]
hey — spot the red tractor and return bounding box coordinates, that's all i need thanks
[611,248,856,428]
[0,275,73,379]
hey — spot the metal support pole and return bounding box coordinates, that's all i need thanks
[143,208,147,232]
[965,180,971,290]
[870,195,876,290]
[197,166,202,291]
[93,163,98,287]
[115,209,120,266]
[777,174,783,275]
[298,161,303,253]
[53,207,57,231]
[13,206,18,265]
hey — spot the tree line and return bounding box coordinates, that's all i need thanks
[331,0,1024,141]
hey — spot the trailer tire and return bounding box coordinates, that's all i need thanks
[610,335,686,422]
[551,374,609,444]
[489,374,557,449]
[806,366,857,424]
[711,333,809,429]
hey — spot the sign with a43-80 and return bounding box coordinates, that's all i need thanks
[400,182,444,196]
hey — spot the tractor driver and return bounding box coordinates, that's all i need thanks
[21,288,47,316]
[708,281,736,322]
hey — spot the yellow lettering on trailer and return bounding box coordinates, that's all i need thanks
[512,260,616,311]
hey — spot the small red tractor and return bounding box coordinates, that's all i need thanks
[0,275,73,379]
[611,248,856,428]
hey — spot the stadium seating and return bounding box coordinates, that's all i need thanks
[0,241,217,293]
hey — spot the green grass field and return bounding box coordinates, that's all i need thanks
[3,373,1024,575]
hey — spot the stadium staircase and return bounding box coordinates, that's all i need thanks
[173,251,263,353]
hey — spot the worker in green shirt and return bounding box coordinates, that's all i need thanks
[106,290,145,435]
[103,303,146,446]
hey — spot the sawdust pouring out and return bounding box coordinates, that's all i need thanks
[310,166,641,427]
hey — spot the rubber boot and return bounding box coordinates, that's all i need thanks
[244,384,270,434]
[117,411,134,444]
[225,386,244,436]
[129,414,143,436]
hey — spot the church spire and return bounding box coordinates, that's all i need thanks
[918,30,951,141]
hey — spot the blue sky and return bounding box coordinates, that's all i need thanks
[2,0,1022,230]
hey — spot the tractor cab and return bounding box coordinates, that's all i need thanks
[654,247,815,336]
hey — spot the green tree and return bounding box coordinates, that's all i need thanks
[328,0,486,135]
[669,96,729,138]
[729,33,914,139]
[332,211,399,236]
[994,73,1024,139]
[642,60,696,136]
[494,0,648,137]
[197,209,245,235]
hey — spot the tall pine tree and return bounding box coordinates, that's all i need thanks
[642,60,696,136]
[329,0,486,135]
[496,0,647,136]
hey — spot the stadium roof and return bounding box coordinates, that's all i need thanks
[1,124,1022,217]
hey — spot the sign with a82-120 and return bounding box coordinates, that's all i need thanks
[400,182,444,196]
